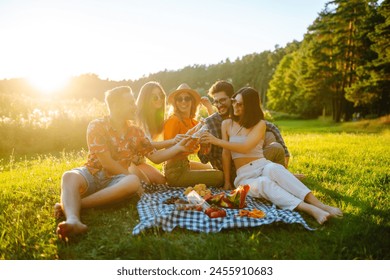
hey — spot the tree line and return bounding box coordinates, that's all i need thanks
[268,0,389,121]
[1,0,388,122]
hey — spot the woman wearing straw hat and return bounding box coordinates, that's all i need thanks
[163,83,224,188]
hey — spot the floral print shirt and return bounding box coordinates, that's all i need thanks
[85,116,155,177]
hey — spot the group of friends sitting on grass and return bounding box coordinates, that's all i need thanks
[55,80,343,240]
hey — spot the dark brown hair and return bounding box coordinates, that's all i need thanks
[231,87,264,128]
[208,80,234,98]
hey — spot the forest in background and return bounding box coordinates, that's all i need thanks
[0,0,389,157]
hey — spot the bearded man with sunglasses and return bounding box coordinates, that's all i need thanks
[198,80,303,187]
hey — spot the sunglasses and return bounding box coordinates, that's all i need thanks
[175,96,192,103]
[231,98,243,107]
[151,94,163,102]
[212,97,229,106]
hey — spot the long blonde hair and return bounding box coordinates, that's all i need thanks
[136,81,166,140]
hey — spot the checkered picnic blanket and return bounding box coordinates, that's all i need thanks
[132,184,313,235]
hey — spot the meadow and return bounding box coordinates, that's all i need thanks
[0,116,389,260]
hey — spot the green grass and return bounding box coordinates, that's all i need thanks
[0,119,389,260]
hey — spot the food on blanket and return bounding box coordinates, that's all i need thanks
[207,193,224,204]
[163,196,182,204]
[184,184,212,197]
[210,209,226,218]
[238,209,266,219]
[219,197,234,208]
[203,192,213,201]
[184,187,193,195]
[193,183,206,191]
[204,207,214,216]
[227,184,250,208]
[205,206,226,218]
[205,185,250,209]
[174,198,189,204]
[186,190,211,210]
[176,203,203,211]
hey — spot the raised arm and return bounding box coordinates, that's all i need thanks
[200,96,215,115]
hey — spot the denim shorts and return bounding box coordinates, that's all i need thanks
[72,167,127,198]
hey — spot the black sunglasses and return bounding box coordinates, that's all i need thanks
[175,96,192,103]
[212,97,229,106]
[231,98,243,107]
[152,94,163,102]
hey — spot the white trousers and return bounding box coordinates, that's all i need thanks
[234,158,311,210]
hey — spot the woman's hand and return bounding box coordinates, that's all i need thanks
[176,136,198,153]
[185,121,204,135]
[173,134,187,144]
[200,131,218,145]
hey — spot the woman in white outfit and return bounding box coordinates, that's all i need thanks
[201,87,343,224]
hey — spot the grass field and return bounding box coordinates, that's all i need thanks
[0,119,389,260]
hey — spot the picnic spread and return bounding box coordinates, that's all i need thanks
[132,183,314,235]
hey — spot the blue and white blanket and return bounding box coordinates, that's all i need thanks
[132,184,313,235]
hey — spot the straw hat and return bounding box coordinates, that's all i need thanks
[167,83,201,106]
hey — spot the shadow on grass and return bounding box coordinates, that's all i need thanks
[302,178,390,259]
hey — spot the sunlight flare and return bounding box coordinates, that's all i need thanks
[27,72,70,95]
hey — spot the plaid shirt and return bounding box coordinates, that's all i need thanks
[85,116,155,177]
[198,113,224,170]
[198,113,290,171]
[265,121,290,157]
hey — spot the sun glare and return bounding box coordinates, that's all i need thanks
[27,72,70,95]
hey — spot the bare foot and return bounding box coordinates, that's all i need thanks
[56,220,88,240]
[323,205,343,218]
[294,174,306,180]
[296,202,330,225]
[54,203,64,220]
[312,208,330,225]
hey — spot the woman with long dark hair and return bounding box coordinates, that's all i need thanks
[201,87,342,224]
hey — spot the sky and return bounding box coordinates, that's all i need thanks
[0,0,329,90]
